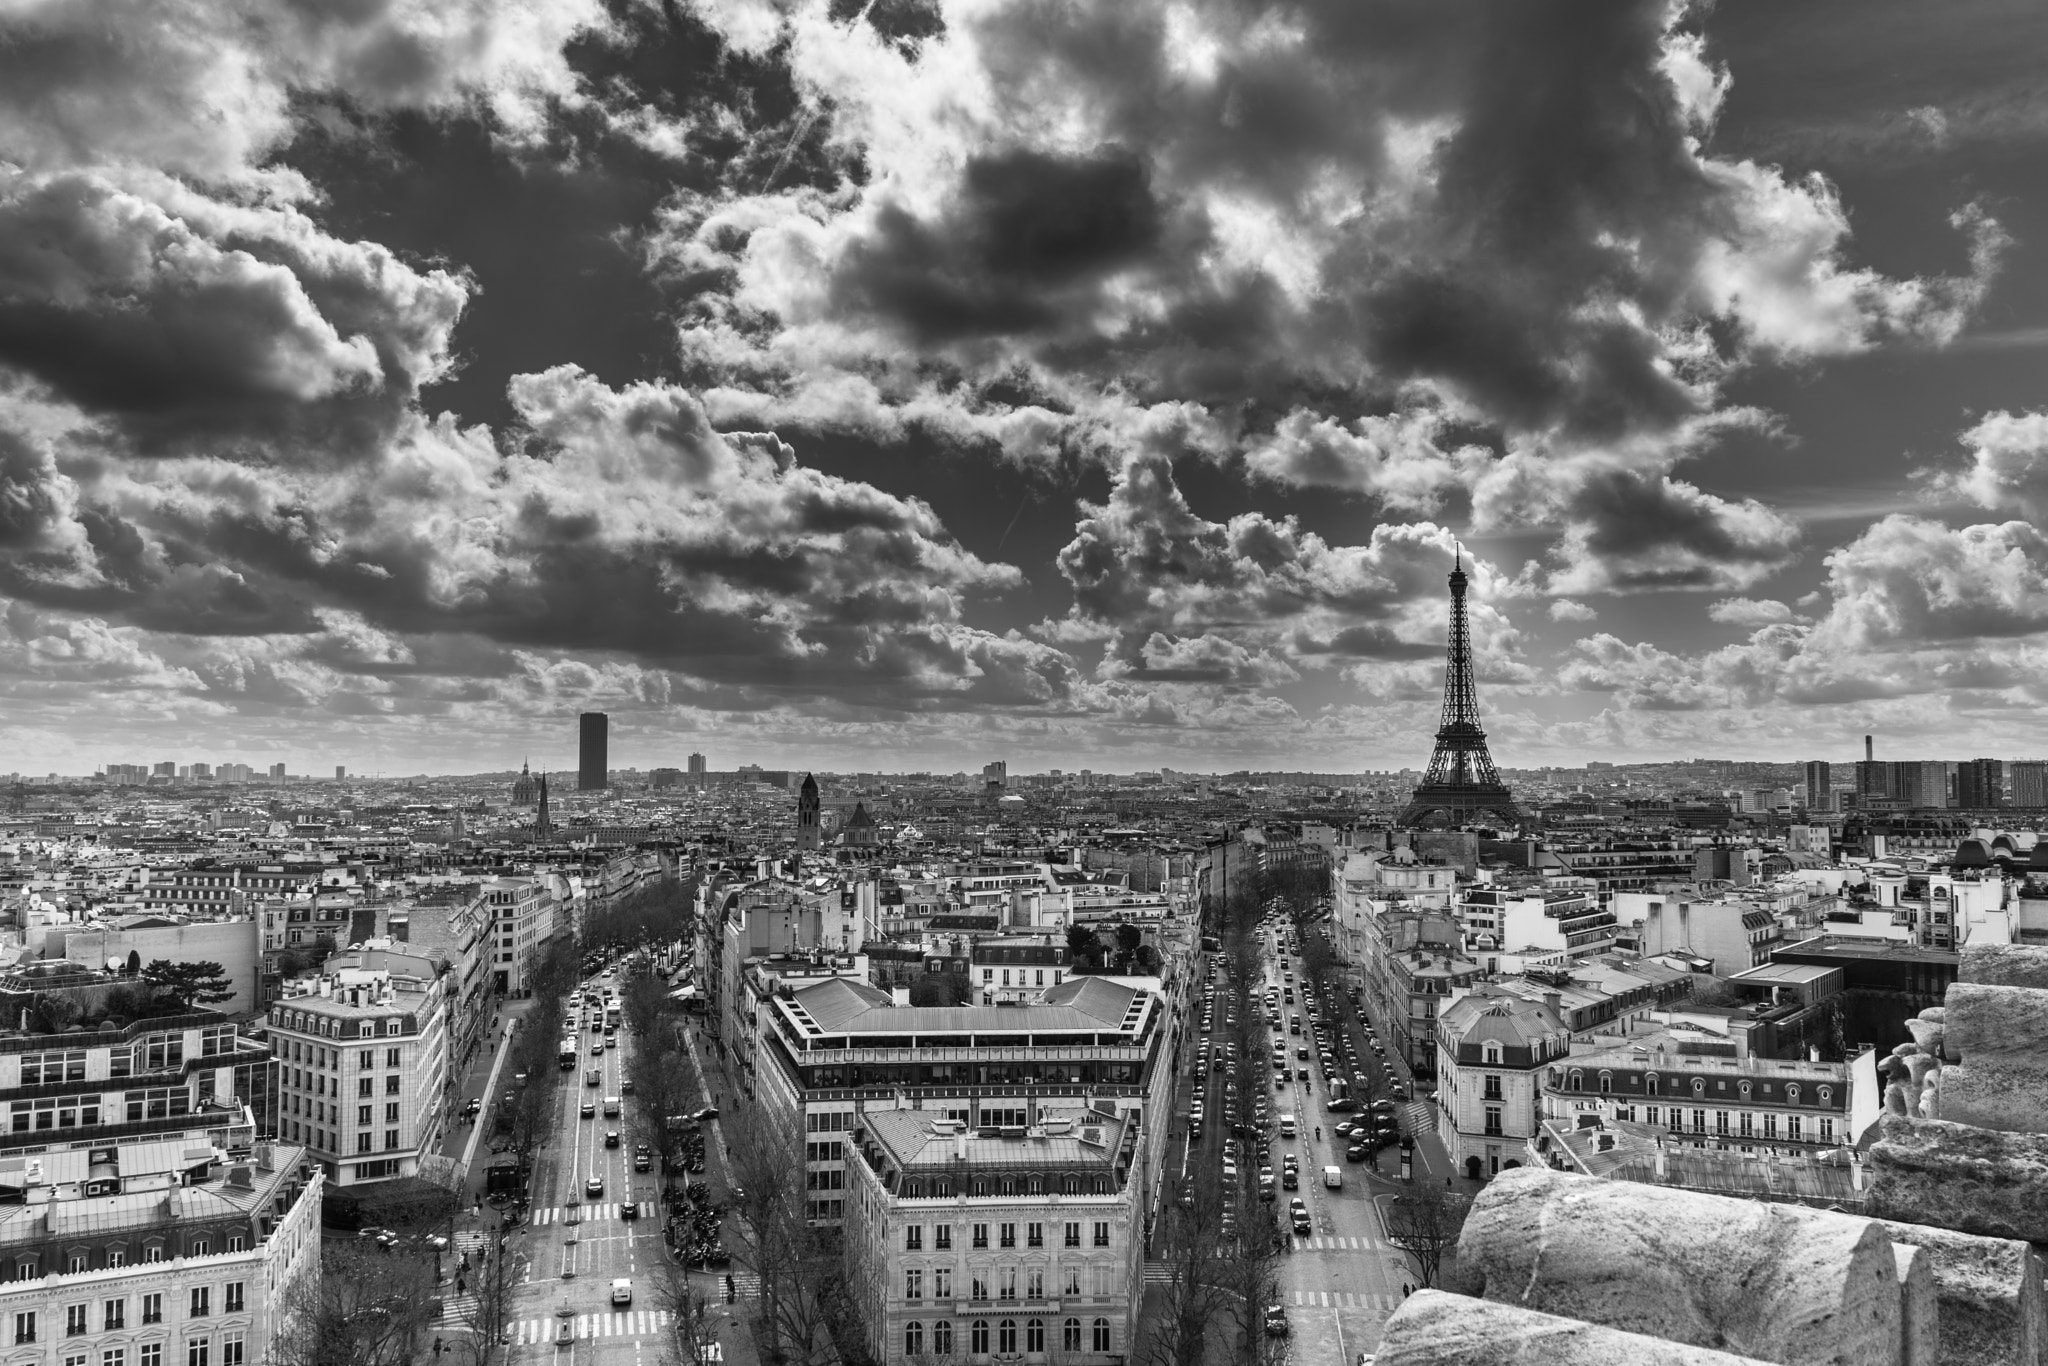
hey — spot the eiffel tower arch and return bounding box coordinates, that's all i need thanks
[1399,550,1522,829]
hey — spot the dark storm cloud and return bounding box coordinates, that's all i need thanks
[1551,467,1800,593]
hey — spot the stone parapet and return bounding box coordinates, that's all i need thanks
[1959,945,2048,992]
[1871,1217,2043,1366]
[1375,1289,1781,1366]
[1458,1167,1899,1366]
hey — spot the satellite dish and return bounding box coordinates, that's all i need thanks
[107,957,123,972]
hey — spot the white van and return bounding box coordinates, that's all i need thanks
[1322,1165,1343,1190]
[1279,1113,1297,1139]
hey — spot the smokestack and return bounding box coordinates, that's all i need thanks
[1865,735,1873,763]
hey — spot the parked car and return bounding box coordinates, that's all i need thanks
[1264,1306,1290,1337]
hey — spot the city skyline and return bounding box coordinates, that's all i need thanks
[6,1,2048,775]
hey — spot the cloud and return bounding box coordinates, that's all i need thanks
[1547,599,1598,622]
[1815,515,2048,648]
[1241,406,1494,514]
[1706,597,1798,627]
[1540,466,1801,595]
[1938,409,2048,521]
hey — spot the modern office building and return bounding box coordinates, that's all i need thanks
[0,1010,271,1157]
[578,712,609,790]
[842,1106,1143,1366]
[752,976,1176,1229]
[1956,758,2005,809]
[2012,761,2048,809]
[483,878,556,997]
[1801,760,1831,813]
[689,752,706,787]
[265,951,450,1188]
[0,1139,321,1366]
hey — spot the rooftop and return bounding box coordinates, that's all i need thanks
[862,1106,1131,1173]
[0,1140,311,1245]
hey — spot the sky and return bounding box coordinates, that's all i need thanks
[6,0,2048,778]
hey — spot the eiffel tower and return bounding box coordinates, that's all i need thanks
[1398,548,1522,828]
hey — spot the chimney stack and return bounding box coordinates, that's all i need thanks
[1865,735,1874,763]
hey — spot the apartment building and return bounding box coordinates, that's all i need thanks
[265,950,449,1187]
[0,1139,320,1366]
[1632,894,1783,974]
[1434,988,1571,1181]
[1362,908,1481,1078]
[0,1011,271,1157]
[141,866,319,917]
[1497,886,1620,961]
[482,878,554,997]
[842,1107,1142,1366]
[1538,1028,1880,1156]
[753,975,1173,1228]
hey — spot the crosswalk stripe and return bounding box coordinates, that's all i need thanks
[532,1201,652,1225]
[1288,1290,1401,1311]
[508,1310,677,1342]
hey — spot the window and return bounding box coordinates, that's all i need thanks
[970,1272,989,1303]
[1819,1117,1835,1143]
[69,1254,87,1274]
[384,1130,399,1150]
[998,1320,1017,1354]
[972,1223,989,1249]
[1567,1070,1582,1091]
[109,1248,126,1267]
[227,1235,245,1254]
[66,1304,87,1336]
[385,1075,400,1096]
[1738,1081,1752,1099]
[1064,1221,1081,1248]
[1763,1113,1779,1139]
[905,1270,922,1301]
[141,1347,163,1366]
[1691,1109,1706,1134]
[971,1321,989,1355]
[1644,1106,1659,1128]
[1482,1043,1501,1065]
[1063,1319,1082,1353]
[934,1225,951,1251]
[357,1134,371,1154]
[1090,1265,1113,1297]
[1788,1116,1804,1142]
[1691,1078,1705,1097]
[1818,1086,1833,1104]
[1482,1074,1502,1101]
[904,1323,923,1357]
[224,1284,243,1314]
[142,1294,162,1325]
[105,1300,126,1331]
[1000,1222,1016,1249]
[357,1078,372,1098]
[187,1339,209,1366]
[387,1048,401,1068]
[15,1311,35,1344]
[1026,1268,1044,1300]
[1027,1319,1045,1353]
[220,1337,243,1366]
[933,1268,951,1299]
[905,1225,922,1251]
[1093,1221,1110,1248]
[999,1267,1017,1301]
[1786,1084,1802,1104]
[105,1351,126,1366]
[1483,1106,1503,1137]
[1027,1221,1043,1249]
[386,1103,399,1123]
[1063,1266,1081,1296]
[358,1106,372,1126]
[1739,1112,1754,1137]
[144,1243,166,1264]
[190,1287,210,1318]
[1093,1318,1112,1352]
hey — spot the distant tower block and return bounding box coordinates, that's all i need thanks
[797,773,821,852]
[578,712,608,790]
[1399,549,1522,828]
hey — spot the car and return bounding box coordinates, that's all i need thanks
[581,1101,596,1119]
[1264,1306,1290,1338]
[461,1098,481,1118]
[1296,1066,1310,1081]
[586,1068,602,1087]
[1333,1121,1358,1137]
[606,1036,618,1049]
[622,1079,635,1095]
[1371,1099,1398,1115]
[610,1278,632,1306]
[604,1095,621,1116]
[620,1200,639,1220]
[1290,1200,1310,1234]
[1347,1143,1369,1163]
[602,968,615,978]
[634,1152,652,1171]
[591,1043,605,1057]
[605,1129,621,1147]
[691,1106,721,1122]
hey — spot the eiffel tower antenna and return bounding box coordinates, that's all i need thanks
[1399,546,1521,828]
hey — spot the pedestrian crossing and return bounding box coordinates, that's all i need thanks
[431,1293,479,1331]
[454,1230,488,1255]
[531,1202,649,1224]
[1403,1101,1435,1131]
[1291,1289,1401,1312]
[1295,1235,1385,1252]
[506,1311,676,1343]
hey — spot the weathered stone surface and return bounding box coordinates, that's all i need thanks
[1892,1243,1937,1366]
[1868,1114,2048,1245]
[1959,944,2048,990]
[1457,1167,1898,1366]
[1935,1062,2048,1134]
[1944,983,2048,1071]
[1374,1290,1781,1366]
[1872,1218,2044,1366]
[1905,1013,1947,1061]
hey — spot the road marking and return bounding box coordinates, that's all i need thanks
[1291,1290,1400,1312]
[508,1310,677,1342]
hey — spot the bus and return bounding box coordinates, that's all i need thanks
[558,1037,578,1070]
[605,1004,621,1029]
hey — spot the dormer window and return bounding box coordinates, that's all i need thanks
[1482,1044,1501,1065]
[1817,1086,1832,1104]
[1785,1083,1801,1104]
[1691,1078,1705,1097]
[358,1024,374,1039]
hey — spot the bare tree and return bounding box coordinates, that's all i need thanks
[649,1240,725,1366]
[454,1226,526,1366]
[271,1239,440,1366]
[1382,1186,1472,1289]
[722,1102,839,1366]
[1213,1185,1286,1366]
[1137,1166,1236,1366]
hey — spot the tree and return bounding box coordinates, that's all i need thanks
[140,959,235,1011]
[1138,1166,1237,1366]
[124,949,141,976]
[1382,1186,1472,1290]
[457,1224,526,1366]
[650,1245,724,1366]
[1065,923,1100,969]
[723,1103,839,1366]
[907,971,970,1007]
[271,1238,439,1366]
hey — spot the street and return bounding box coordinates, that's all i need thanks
[438,971,738,1366]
